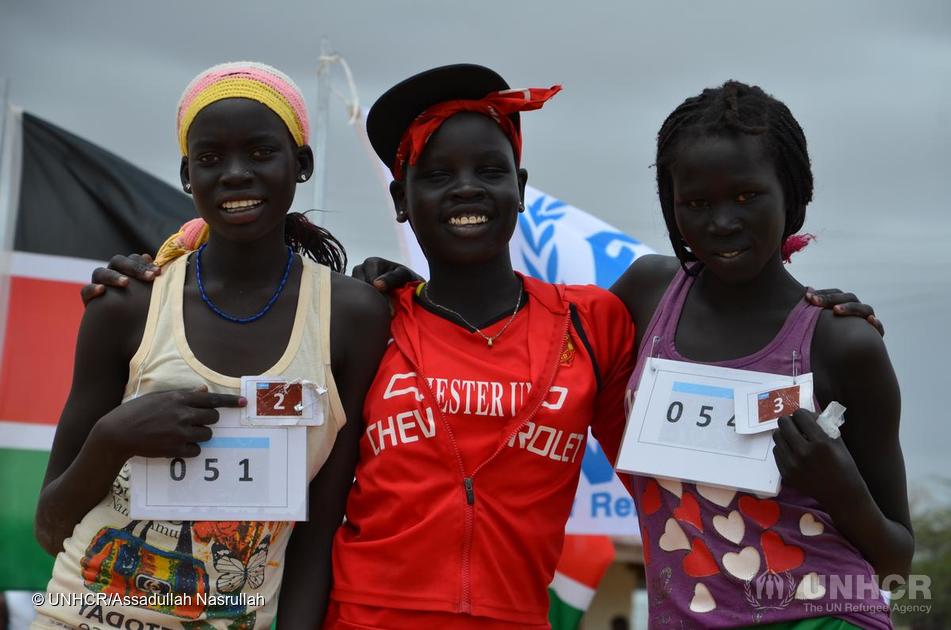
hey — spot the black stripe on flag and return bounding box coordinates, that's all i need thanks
[15,113,194,259]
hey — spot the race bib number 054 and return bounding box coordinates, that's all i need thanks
[615,358,814,496]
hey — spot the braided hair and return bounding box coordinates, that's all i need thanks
[655,80,814,273]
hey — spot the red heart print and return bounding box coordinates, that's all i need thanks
[738,495,780,529]
[642,479,661,515]
[761,530,804,574]
[673,491,704,532]
[683,538,719,578]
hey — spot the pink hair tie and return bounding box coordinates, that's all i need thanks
[781,233,815,263]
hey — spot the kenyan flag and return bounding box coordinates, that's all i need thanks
[548,534,615,629]
[0,106,192,589]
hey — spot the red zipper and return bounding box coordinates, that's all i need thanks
[458,313,571,612]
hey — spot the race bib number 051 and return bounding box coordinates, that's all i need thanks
[130,407,308,521]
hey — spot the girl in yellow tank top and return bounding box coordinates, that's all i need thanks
[32,62,390,630]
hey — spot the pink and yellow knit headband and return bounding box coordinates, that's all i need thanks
[176,61,310,155]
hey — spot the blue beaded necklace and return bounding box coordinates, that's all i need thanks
[195,243,294,324]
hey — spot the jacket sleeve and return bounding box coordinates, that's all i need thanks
[569,286,637,497]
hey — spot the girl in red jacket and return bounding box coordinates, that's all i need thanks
[324,64,637,629]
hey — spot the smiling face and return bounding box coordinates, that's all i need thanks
[671,133,787,284]
[392,112,527,267]
[181,98,312,243]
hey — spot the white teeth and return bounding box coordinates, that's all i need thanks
[221,199,263,211]
[448,215,488,226]
[719,251,741,258]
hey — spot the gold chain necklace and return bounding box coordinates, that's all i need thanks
[423,281,523,348]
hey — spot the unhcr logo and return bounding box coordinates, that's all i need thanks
[745,571,796,613]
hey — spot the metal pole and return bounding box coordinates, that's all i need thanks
[312,37,332,225]
[0,78,13,382]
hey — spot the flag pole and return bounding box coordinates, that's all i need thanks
[312,37,332,226]
[0,77,15,383]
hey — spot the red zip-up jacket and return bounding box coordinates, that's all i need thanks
[330,276,635,626]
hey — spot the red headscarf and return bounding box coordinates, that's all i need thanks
[392,85,562,180]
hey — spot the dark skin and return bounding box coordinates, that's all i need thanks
[37,98,390,628]
[611,134,912,579]
[392,112,527,321]
[80,111,898,593]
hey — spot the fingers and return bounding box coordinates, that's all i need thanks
[352,257,389,285]
[187,425,214,444]
[776,415,808,455]
[790,408,826,442]
[137,254,161,276]
[374,267,420,293]
[108,253,157,281]
[806,288,858,307]
[92,266,130,288]
[351,262,370,283]
[805,288,884,337]
[772,440,792,477]
[186,391,246,411]
[831,302,874,319]
[175,442,202,458]
[80,283,105,306]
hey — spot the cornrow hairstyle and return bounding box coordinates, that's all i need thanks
[285,211,347,273]
[655,80,814,274]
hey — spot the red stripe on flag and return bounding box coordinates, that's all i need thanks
[0,276,84,425]
[555,534,615,589]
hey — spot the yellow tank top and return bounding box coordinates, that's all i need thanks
[35,254,344,630]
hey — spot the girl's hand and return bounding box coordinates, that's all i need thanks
[351,257,422,293]
[772,408,865,506]
[805,288,884,336]
[92,387,245,462]
[81,253,160,306]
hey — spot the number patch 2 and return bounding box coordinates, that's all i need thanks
[256,382,303,416]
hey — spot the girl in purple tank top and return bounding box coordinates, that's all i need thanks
[610,82,911,629]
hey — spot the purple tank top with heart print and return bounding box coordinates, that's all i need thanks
[627,267,892,629]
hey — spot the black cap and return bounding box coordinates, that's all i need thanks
[366,64,519,171]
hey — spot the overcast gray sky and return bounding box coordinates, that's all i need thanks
[2,0,949,501]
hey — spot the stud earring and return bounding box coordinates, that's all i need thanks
[518,202,524,211]
[183,183,191,193]
[298,173,309,182]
